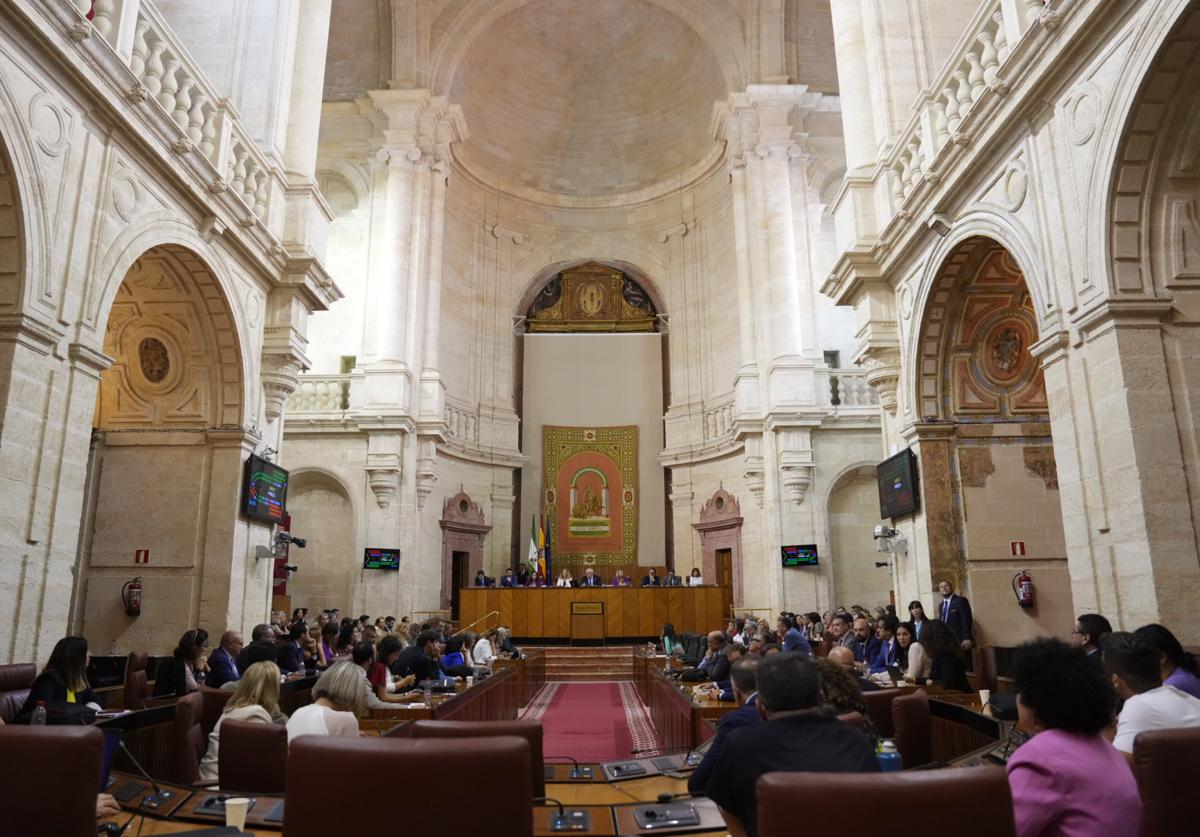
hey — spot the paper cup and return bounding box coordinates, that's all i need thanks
[224,797,250,832]
[978,689,991,709]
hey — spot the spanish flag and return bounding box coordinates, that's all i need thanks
[537,515,547,579]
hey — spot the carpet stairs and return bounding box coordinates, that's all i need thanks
[540,645,636,681]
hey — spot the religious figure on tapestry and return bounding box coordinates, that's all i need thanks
[543,425,637,565]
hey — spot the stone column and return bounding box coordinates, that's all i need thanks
[726,156,761,419]
[829,0,877,172]
[420,155,449,422]
[282,0,332,181]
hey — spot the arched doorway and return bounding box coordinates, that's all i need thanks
[827,465,890,610]
[284,471,357,613]
[911,237,1072,644]
[76,244,252,653]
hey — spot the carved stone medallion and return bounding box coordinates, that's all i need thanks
[137,337,170,383]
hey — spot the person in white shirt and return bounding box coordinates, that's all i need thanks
[199,661,282,783]
[555,569,574,587]
[688,568,704,586]
[473,629,498,669]
[286,661,363,743]
[1104,632,1200,758]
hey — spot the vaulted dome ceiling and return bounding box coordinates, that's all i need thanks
[448,0,729,199]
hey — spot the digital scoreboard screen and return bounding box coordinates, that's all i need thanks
[781,544,819,567]
[877,448,920,519]
[363,548,400,571]
[242,453,288,524]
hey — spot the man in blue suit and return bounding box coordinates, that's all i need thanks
[689,656,761,793]
[868,615,901,674]
[937,579,975,650]
[848,617,881,667]
[207,630,243,688]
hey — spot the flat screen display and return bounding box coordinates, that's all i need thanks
[242,454,288,524]
[363,548,400,571]
[781,544,819,567]
[877,448,920,519]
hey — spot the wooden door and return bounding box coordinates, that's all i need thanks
[451,550,469,619]
[717,548,733,619]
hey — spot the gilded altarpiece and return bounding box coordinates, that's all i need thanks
[543,426,638,566]
[527,262,657,332]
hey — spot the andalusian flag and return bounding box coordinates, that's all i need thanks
[537,515,547,579]
[527,515,539,576]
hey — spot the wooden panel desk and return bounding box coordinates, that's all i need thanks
[637,654,733,750]
[459,586,729,639]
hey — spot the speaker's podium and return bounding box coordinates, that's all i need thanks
[571,601,605,645]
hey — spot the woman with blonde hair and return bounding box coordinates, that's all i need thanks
[198,661,282,783]
[286,661,363,742]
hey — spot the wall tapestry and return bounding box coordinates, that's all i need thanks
[543,425,638,566]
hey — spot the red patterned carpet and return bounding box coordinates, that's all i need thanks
[521,681,659,763]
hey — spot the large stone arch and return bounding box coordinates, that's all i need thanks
[822,462,888,611]
[513,256,669,322]
[0,87,49,317]
[85,216,256,426]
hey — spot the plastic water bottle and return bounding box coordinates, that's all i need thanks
[876,739,903,771]
[30,700,47,726]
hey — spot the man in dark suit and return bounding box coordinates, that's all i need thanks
[1072,613,1112,657]
[689,656,761,792]
[937,579,975,650]
[390,629,441,683]
[664,571,683,586]
[641,568,661,587]
[579,567,605,587]
[847,617,880,666]
[499,569,518,587]
[235,623,274,673]
[207,630,243,688]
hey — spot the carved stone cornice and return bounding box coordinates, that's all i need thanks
[0,312,65,356]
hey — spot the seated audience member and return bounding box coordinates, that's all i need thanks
[473,629,499,669]
[777,615,813,655]
[662,623,680,656]
[688,568,704,586]
[867,615,901,674]
[813,656,879,740]
[579,567,604,587]
[198,661,282,783]
[1072,613,1113,657]
[277,623,307,674]
[516,565,531,587]
[392,629,442,683]
[355,639,419,706]
[384,616,397,633]
[664,570,682,586]
[236,623,274,672]
[1104,631,1200,757]
[818,614,847,656]
[804,612,823,643]
[318,622,339,667]
[286,662,363,742]
[335,623,359,657]
[689,657,761,794]
[897,621,930,683]
[846,617,880,667]
[641,568,661,587]
[1006,638,1140,837]
[497,627,521,660]
[1134,623,1200,700]
[299,631,321,671]
[555,568,575,587]
[439,637,475,678]
[499,568,518,587]
[835,614,857,650]
[154,629,209,697]
[683,631,728,682]
[17,636,101,719]
[704,652,878,837]
[827,645,879,692]
[699,644,748,700]
[473,569,492,587]
[220,641,287,721]
[920,619,970,692]
[207,630,244,689]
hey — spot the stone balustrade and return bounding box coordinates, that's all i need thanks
[286,375,350,413]
[829,370,878,409]
[887,0,1046,206]
[445,399,480,446]
[703,395,735,442]
[69,0,274,222]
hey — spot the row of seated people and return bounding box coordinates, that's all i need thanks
[476,566,706,587]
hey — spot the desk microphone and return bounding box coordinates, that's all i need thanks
[117,741,174,809]
[534,796,592,832]
[631,744,703,767]
[545,755,595,780]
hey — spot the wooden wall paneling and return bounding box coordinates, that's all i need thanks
[623,591,639,636]
[605,589,622,636]
[652,589,670,635]
[665,587,682,630]
[680,589,695,633]
[527,590,543,637]
[558,590,572,635]
[499,590,514,631]
[637,589,655,636]
[705,588,725,631]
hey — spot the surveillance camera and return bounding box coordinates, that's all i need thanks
[873,525,899,540]
[283,565,298,575]
[276,531,306,548]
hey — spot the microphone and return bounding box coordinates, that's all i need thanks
[545,755,595,780]
[534,796,592,832]
[117,741,174,809]
[630,743,703,767]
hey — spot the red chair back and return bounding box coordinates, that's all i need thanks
[1132,727,1200,836]
[0,725,105,835]
[409,719,545,797]
[218,718,287,794]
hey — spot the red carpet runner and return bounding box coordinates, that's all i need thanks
[521,682,660,763]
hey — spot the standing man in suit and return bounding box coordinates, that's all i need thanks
[642,568,662,587]
[689,656,761,793]
[937,579,974,650]
[207,631,243,688]
[579,567,605,587]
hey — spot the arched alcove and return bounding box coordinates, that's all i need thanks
[285,470,357,611]
[826,465,889,610]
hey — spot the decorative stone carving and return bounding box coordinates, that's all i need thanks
[439,492,491,610]
[694,488,745,606]
[261,359,302,422]
[742,455,765,507]
[137,337,169,383]
[416,439,438,509]
[366,467,400,509]
[860,349,902,416]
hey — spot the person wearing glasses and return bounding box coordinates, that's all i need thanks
[1071,613,1113,657]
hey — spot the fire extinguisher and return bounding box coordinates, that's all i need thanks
[121,577,142,617]
[1012,570,1034,609]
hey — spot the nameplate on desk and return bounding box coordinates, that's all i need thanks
[571,602,604,615]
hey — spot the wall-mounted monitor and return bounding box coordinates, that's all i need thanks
[781,544,819,567]
[242,453,288,525]
[877,448,920,519]
[363,548,401,571]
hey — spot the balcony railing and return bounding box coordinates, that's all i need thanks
[445,399,480,446]
[829,369,878,409]
[287,375,350,414]
[703,394,735,442]
[68,0,275,223]
[887,0,1049,207]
